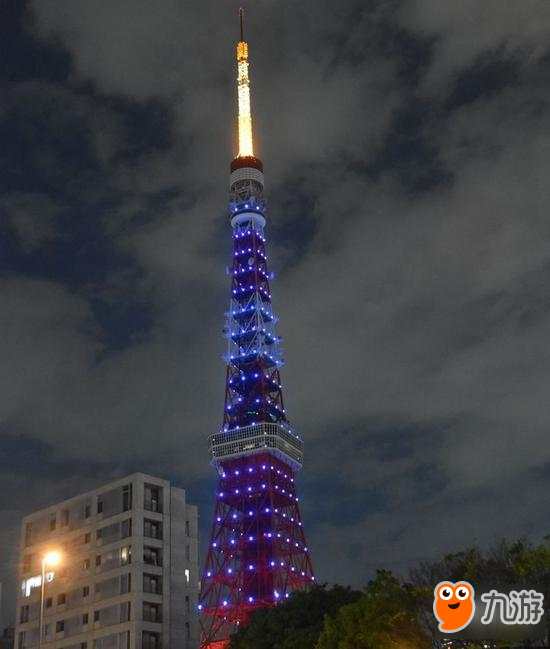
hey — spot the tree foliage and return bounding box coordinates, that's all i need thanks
[227,584,362,649]
[410,538,550,648]
[316,570,432,649]
[226,538,550,649]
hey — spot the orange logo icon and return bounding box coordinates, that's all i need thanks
[434,581,475,632]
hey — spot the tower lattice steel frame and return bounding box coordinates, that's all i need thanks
[198,11,315,649]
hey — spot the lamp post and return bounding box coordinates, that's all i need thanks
[38,551,62,649]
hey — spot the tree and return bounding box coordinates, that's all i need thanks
[316,570,432,649]
[410,538,550,649]
[227,538,550,649]
[227,584,362,649]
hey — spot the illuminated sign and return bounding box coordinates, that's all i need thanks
[21,571,55,597]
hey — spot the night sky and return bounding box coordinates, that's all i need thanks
[1,0,550,629]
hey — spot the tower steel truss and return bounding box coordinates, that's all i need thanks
[199,12,315,648]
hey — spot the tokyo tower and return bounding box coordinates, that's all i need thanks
[198,9,315,649]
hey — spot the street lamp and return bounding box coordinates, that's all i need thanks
[38,551,62,649]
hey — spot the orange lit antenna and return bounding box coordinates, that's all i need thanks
[236,8,254,157]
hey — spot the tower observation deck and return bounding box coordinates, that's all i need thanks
[198,10,315,649]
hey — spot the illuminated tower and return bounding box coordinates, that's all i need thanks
[198,10,315,649]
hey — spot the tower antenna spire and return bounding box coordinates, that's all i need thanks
[236,8,254,158]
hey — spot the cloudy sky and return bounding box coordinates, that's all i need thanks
[1,0,550,628]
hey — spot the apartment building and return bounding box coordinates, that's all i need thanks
[14,474,199,649]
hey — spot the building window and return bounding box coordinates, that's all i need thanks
[23,554,33,573]
[24,523,32,547]
[144,546,162,567]
[82,613,89,625]
[18,632,26,649]
[85,503,91,518]
[185,621,190,641]
[94,610,100,623]
[81,643,88,649]
[61,509,69,526]
[143,602,161,623]
[56,620,64,633]
[97,498,103,514]
[120,573,132,594]
[185,520,190,536]
[49,514,57,531]
[121,518,132,538]
[95,555,102,567]
[96,529,102,540]
[83,558,91,570]
[185,569,190,583]
[85,532,91,543]
[122,484,132,512]
[120,602,131,622]
[57,593,66,606]
[45,597,53,608]
[142,631,161,649]
[185,595,190,614]
[144,519,162,540]
[120,546,132,566]
[83,586,90,598]
[143,574,162,595]
[19,605,29,624]
[144,484,162,513]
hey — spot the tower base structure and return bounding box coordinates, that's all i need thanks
[199,453,315,646]
[204,642,230,649]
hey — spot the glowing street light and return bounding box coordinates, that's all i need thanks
[43,551,61,569]
[38,550,62,649]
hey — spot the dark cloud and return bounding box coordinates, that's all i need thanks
[398,1,550,85]
[0,0,549,630]
[1,192,60,252]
